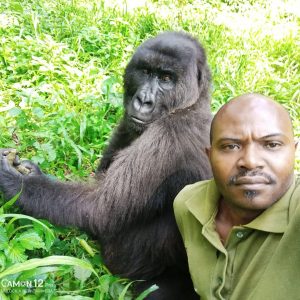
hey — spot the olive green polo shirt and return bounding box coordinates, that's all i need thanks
[174,176,300,300]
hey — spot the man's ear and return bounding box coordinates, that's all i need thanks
[295,140,298,150]
[205,147,211,160]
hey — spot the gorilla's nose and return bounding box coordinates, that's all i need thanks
[133,94,155,114]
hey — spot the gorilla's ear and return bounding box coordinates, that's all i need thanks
[197,61,211,92]
[196,58,204,83]
[197,67,202,82]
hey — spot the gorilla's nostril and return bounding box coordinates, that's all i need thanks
[144,101,154,107]
[136,95,143,104]
[133,97,142,110]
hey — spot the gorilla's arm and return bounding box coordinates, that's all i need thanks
[97,118,139,172]
[0,121,178,236]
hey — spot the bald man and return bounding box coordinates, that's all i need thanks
[174,93,299,300]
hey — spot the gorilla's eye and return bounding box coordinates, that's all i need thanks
[142,69,150,75]
[159,74,172,82]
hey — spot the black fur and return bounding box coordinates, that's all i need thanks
[0,32,212,299]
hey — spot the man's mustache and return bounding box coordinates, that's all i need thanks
[228,170,276,186]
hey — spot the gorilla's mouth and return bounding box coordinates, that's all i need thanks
[131,116,149,125]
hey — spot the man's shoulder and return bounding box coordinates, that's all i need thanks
[290,175,300,202]
[289,175,300,212]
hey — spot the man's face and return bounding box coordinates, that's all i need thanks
[207,97,297,214]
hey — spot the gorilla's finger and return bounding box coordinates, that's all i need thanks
[0,148,14,157]
[0,153,22,176]
[20,160,43,176]
[13,154,21,166]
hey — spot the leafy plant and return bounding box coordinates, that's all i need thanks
[0,196,157,298]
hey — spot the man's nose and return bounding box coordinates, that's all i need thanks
[237,144,264,170]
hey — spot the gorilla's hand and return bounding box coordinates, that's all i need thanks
[18,160,43,176]
[0,149,42,176]
[0,149,42,200]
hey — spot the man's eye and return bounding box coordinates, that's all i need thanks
[266,142,282,149]
[222,144,240,151]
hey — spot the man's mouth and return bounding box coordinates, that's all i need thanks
[234,176,271,186]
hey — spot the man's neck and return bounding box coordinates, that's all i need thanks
[215,197,262,244]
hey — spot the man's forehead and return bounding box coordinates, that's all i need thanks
[217,104,280,125]
[218,97,281,119]
[210,93,294,143]
[215,109,288,136]
[218,93,288,116]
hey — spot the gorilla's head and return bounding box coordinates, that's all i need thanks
[123,31,211,133]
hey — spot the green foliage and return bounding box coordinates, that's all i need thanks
[1,0,299,175]
[0,0,299,298]
[0,197,156,298]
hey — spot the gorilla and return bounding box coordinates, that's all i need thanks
[0,31,212,299]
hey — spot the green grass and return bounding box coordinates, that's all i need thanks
[0,0,299,298]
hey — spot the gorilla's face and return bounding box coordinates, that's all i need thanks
[123,32,209,133]
[125,61,176,127]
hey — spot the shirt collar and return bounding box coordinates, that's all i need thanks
[244,177,296,233]
[185,179,219,225]
[185,177,296,233]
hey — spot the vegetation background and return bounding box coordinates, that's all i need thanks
[0,0,299,299]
